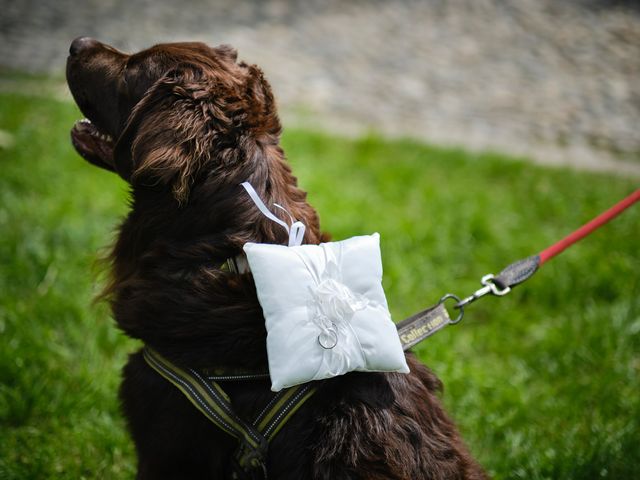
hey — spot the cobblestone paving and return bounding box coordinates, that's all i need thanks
[2,0,639,174]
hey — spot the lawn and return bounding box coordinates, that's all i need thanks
[0,80,638,479]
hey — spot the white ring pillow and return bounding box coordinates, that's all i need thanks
[240,183,409,391]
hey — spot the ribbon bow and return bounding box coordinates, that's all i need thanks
[241,182,305,246]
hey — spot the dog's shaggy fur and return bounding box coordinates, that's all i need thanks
[66,37,487,480]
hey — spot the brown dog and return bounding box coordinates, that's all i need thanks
[66,37,487,480]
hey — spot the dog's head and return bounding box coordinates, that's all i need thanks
[67,37,280,204]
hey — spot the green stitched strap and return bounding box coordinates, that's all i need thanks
[254,383,317,441]
[143,348,267,464]
[220,259,233,273]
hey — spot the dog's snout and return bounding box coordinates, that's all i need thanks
[69,36,99,57]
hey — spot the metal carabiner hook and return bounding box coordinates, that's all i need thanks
[454,274,511,310]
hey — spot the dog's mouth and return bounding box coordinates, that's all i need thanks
[70,118,116,171]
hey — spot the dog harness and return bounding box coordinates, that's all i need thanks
[143,347,317,479]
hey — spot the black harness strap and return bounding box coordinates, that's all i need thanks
[143,347,317,480]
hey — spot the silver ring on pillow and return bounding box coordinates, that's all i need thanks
[318,324,338,349]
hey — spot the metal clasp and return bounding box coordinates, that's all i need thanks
[440,293,464,324]
[454,274,511,309]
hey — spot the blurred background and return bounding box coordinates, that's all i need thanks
[1,0,639,174]
[1,1,639,479]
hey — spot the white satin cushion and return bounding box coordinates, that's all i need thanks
[243,233,409,391]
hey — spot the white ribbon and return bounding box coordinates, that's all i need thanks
[307,261,369,349]
[241,182,306,247]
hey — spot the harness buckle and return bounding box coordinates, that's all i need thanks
[230,436,269,480]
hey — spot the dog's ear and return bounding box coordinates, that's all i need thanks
[114,65,234,204]
[114,61,281,204]
[241,63,281,138]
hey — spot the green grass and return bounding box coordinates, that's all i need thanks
[1,82,638,479]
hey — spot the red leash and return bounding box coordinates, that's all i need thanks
[539,189,640,265]
[397,189,639,350]
[456,188,640,309]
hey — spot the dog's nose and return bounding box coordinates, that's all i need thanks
[69,36,99,56]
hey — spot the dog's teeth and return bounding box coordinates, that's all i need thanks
[76,119,112,141]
